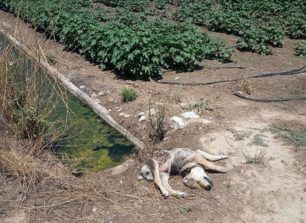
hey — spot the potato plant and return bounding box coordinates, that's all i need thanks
[0,0,233,80]
[174,0,305,54]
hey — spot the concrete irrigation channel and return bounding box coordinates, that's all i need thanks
[0,29,144,174]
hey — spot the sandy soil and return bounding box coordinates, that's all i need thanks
[0,10,306,223]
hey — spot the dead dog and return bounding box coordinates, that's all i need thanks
[138,148,227,197]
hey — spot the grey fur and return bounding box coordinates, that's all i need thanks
[139,148,227,197]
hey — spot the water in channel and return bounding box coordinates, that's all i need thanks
[0,35,135,174]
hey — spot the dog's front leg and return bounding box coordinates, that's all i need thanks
[160,172,186,198]
[148,159,169,197]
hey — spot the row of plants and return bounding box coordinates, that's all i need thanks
[95,0,305,55]
[174,0,306,54]
[0,0,233,80]
[94,0,196,11]
[295,41,306,58]
[96,0,149,12]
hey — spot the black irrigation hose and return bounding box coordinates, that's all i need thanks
[156,64,306,86]
[206,65,246,70]
[250,64,306,79]
[156,78,236,86]
[233,91,306,103]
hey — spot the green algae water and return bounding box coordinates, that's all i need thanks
[0,35,135,174]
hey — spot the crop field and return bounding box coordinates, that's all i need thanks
[0,0,304,80]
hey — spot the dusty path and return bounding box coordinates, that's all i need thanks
[198,110,306,223]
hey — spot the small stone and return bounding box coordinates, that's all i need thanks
[119,113,130,118]
[92,207,98,213]
[79,85,85,89]
[139,116,146,122]
[108,98,114,102]
[138,112,145,117]
[163,137,169,141]
[181,111,200,119]
[119,180,123,184]
[149,108,156,116]
[169,116,185,129]
[118,108,122,112]
[97,91,105,96]
[174,76,180,80]
[91,93,97,98]
[201,118,212,124]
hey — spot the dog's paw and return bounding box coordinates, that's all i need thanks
[162,191,169,198]
[217,166,228,173]
[174,192,187,198]
[220,154,228,159]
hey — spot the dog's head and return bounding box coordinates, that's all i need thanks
[183,165,213,190]
[138,164,154,181]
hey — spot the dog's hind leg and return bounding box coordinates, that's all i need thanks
[147,159,169,197]
[196,149,227,161]
[183,155,227,173]
[160,172,186,197]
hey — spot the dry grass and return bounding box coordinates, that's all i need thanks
[243,150,266,165]
[148,100,168,143]
[234,79,252,95]
[0,139,39,181]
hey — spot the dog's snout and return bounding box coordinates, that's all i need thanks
[205,184,212,191]
[204,176,214,187]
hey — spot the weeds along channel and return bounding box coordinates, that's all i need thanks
[0,35,135,175]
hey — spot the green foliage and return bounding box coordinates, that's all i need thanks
[272,122,306,148]
[120,86,138,102]
[0,0,232,80]
[295,41,306,58]
[14,106,52,140]
[45,51,57,65]
[237,28,272,55]
[174,0,305,55]
[97,0,149,12]
[155,0,168,10]
[179,206,191,215]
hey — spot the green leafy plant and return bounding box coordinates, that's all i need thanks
[174,0,304,54]
[45,51,57,65]
[120,86,138,102]
[295,41,306,58]
[0,0,233,80]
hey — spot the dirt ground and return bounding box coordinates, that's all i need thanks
[0,11,306,223]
